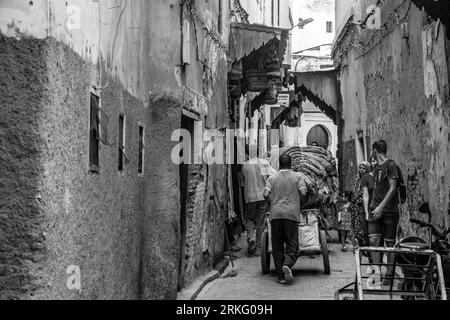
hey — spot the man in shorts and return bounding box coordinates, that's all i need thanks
[368,140,400,284]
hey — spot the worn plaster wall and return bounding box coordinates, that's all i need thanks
[180,164,227,290]
[1,0,232,300]
[0,0,182,102]
[0,35,48,300]
[176,0,231,290]
[141,97,182,300]
[335,0,354,32]
[41,40,145,300]
[0,35,146,300]
[334,0,450,234]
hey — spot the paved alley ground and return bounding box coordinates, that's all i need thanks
[197,234,356,300]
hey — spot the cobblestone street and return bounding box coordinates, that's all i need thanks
[197,234,356,300]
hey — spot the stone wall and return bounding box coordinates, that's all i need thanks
[177,0,231,290]
[334,0,450,234]
[180,164,227,290]
[41,39,146,300]
[0,0,231,300]
[0,35,48,300]
[0,35,146,300]
[142,97,183,300]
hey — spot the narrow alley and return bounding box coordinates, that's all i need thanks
[1,0,450,305]
[196,239,355,301]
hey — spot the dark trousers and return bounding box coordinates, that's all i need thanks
[245,201,267,249]
[271,219,299,279]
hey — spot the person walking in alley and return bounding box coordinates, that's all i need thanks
[263,155,308,285]
[337,192,353,252]
[368,140,400,285]
[350,161,375,251]
[241,145,276,256]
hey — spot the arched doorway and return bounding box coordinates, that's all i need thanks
[307,125,330,149]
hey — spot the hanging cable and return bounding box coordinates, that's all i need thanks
[182,0,229,52]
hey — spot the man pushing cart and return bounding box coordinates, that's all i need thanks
[263,154,326,285]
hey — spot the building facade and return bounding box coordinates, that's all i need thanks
[284,0,337,155]
[333,0,450,236]
[228,0,294,154]
[280,101,338,156]
[0,0,231,300]
[240,0,293,29]
[291,0,335,55]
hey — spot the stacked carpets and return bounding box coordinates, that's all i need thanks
[279,146,340,214]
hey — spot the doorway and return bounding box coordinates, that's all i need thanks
[178,115,194,291]
[307,125,330,149]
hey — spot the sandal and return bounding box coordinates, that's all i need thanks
[283,266,294,284]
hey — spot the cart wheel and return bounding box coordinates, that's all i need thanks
[261,230,271,274]
[320,230,331,275]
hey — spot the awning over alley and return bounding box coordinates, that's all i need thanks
[230,22,290,62]
[290,70,341,125]
[228,23,291,116]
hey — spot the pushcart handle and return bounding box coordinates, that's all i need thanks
[444,227,450,239]
[410,218,442,238]
[410,218,430,228]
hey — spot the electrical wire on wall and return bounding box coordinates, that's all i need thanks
[355,1,412,60]
[98,0,129,90]
[92,0,130,148]
[231,0,250,24]
[356,0,385,29]
[332,0,388,65]
[182,0,229,52]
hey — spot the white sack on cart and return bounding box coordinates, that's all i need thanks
[298,211,320,251]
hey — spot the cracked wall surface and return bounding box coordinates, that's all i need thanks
[334,1,450,233]
[0,35,146,300]
[0,35,48,300]
[1,0,231,300]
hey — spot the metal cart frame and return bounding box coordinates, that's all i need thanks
[335,247,447,300]
[261,209,331,275]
